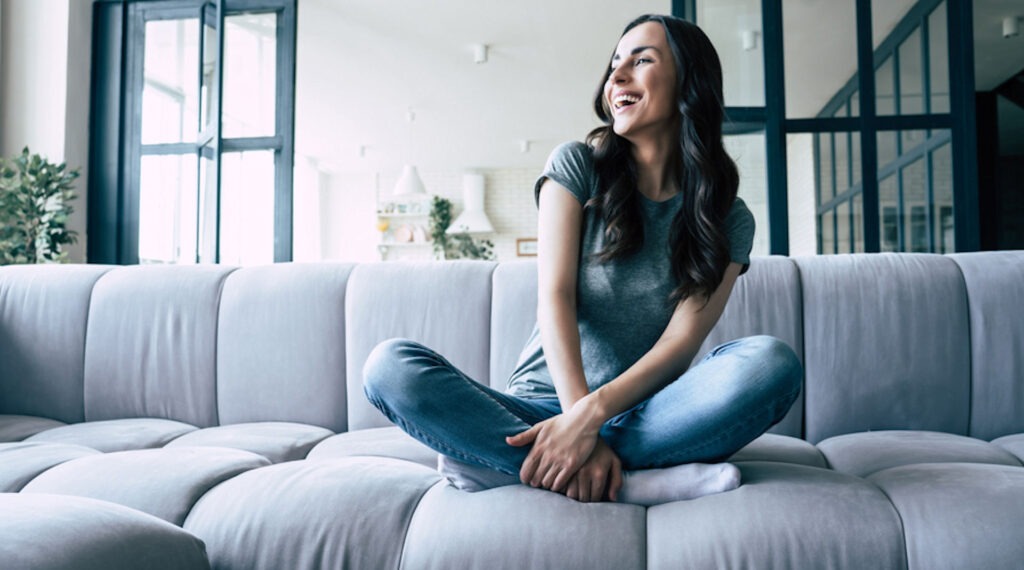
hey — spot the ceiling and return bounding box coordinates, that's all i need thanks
[293,0,1024,173]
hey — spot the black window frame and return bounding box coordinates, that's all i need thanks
[88,0,297,265]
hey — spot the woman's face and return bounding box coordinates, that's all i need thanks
[604,21,678,142]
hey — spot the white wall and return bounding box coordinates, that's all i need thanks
[0,0,91,263]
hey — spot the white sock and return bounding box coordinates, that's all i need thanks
[437,454,520,492]
[618,462,741,506]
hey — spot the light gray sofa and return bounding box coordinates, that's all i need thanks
[1,252,1023,569]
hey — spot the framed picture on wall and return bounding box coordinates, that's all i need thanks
[516,238,538,257]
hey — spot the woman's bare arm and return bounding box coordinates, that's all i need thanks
[535,178,589,411]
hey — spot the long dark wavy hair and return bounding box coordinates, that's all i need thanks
[585,14,739,309]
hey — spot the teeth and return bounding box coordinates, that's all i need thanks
[613,94,640,108]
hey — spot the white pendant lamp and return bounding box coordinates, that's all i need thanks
[447,173,494,234]
[393,164,427,196]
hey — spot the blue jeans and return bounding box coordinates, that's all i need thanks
[363,335,802,474]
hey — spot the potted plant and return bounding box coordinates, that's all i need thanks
[0,148,80,264]
[428,195,495,261]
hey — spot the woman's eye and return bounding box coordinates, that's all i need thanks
[634,58,652,67]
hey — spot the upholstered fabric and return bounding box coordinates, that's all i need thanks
[0,415,67,442]
[84,266,235,427]
[344,261,496,430]
[647,462,907,569]
[489,261,539,392]
[726,433,828,468]
[216,263,355,432]
[24,418,198,452]
[948,251,1024,440]
[0,264,112,423]
[165,422,333,463]
[22,447,270,525]
[306,426,438,468]
[991,433,1024,463]
[0,493,210,570]
[869,463,1024,570]
[795,254,971,443]
[695,256,805,438]
[818,430,1022,477]
[0,442,99,492]
[184,457,441,570]
[400,483,646,569]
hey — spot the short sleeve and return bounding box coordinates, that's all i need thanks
[533,141,595,208]
[725,197,756,275]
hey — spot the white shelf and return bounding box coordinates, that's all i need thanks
[379,242,432,248]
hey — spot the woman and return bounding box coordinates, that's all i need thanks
[364,14,802,505]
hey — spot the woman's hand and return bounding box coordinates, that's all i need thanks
[506,404,603,492]
[565,439,623,503]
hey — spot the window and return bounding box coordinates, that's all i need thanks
[89,0,296,265]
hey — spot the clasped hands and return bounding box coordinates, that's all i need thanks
[506,406,622,503]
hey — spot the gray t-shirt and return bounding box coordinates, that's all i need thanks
[505,141,756,399]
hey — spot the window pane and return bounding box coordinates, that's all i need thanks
[880,175,899,252]
[222,13,277,138]
[852,193,864,252]
[902,158,928,252]
[836,200,850,253]
[201,11,217,132]
[876,57,896,116]
[932,142,954,252]
[902,129,927,157]
[784,1,857,118]
[818,134,834,202]
[898,29,924,115]
[785,133,819,257]
[725,133,768,257]
[820,211,835,254]
[220,150,275,265]
[697,0,763,107]
[139,154,198,263]
[835,132,849,192]
[142,19,199,144]
[878,130,898,169]
[928,2,949,113]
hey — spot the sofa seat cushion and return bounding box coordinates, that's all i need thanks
[647,461,907,569]
[23,418,198,452]
[868,462,1024,570]
[990,433,1024,463]
[21,447,270,526]
[165,422,334,463]
[0,493,210,570]
[726,433,828,468]
[0,414,67,442]
[0,442,99,492]
[401,480,646,569]
[184,457,441,570]
[817,430,1021,477]
[307,426,438,468]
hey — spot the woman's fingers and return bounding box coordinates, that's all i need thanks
[506,423,540,447]
[608,461,623,502]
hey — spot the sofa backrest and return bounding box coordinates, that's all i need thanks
[796,254,972,443]
[83,265,234,428]
[2,251,1022,444]
[215,263,355,433]
[0,265,112,423]
[948,251,1024,441]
